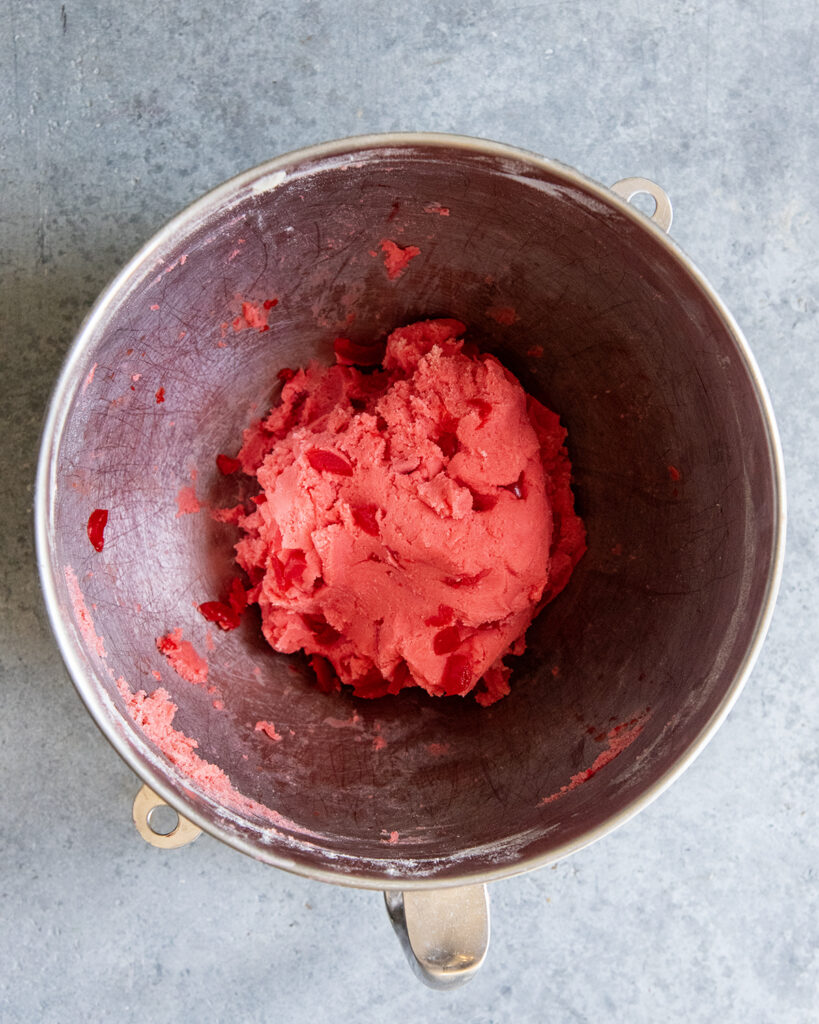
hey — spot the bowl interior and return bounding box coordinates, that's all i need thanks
[40,140,780,884]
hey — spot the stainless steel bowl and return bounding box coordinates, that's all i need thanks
[36,133,785,986]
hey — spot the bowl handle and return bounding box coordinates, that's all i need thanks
[384,884,490,988]
[132,783,202,849]
[610,177,673,233]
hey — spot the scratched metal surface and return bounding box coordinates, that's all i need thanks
[2,2,817,1022]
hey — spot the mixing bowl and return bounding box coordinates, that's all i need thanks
[36,133,785,986]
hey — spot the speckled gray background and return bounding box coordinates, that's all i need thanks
[1,1,816,1021]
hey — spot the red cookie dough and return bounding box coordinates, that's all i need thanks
[234,318,585,705]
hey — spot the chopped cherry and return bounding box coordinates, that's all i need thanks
[433,626,461,655]
[216,453,242,475]
[198,601,240,631]
[307,449,354,476]
[87,509,108,552]
[424,604,454,627]
[352,504,380,536]
[440,653,474,695]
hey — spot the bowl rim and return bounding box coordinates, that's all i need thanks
[35,131,787,891]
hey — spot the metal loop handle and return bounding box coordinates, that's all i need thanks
[132,784,202,849]
[610,176,673,233]
[384,884,490,989]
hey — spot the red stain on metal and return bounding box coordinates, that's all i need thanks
[538,710,651,806]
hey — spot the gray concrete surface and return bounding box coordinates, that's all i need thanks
[1,1,817,1021]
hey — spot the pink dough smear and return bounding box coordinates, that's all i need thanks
[255,720,282,741]
[232,299,278,333]
[231,317,585,706]
[64,566,106,658]
[156,629,209,685]
[115,678,312,832]
[538,711,651,806]
[379,239,420,280]
[175,485,200,517]
[82,362,98,394]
